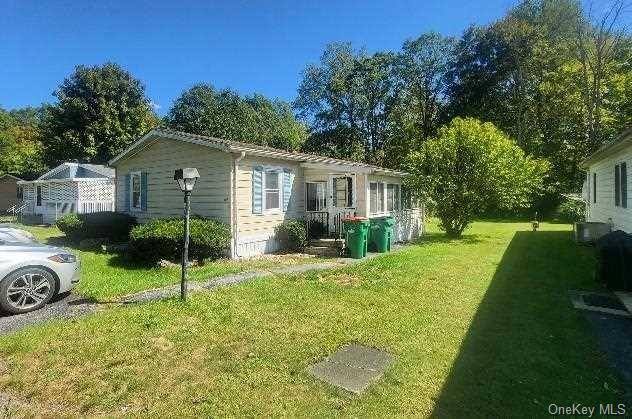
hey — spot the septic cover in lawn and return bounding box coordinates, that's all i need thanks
[307,344,394,394]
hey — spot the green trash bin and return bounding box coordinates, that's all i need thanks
[369,216,395,253]
[343,217,369,259]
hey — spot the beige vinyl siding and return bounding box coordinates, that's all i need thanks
[115,137,231,223]
[235,156,304,239]
[0,176,19,211]
[586,143,632,232]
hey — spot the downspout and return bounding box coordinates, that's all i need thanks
[232,151,246,258]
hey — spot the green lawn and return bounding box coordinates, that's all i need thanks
[7,224,326,301]
[0,221,625,417]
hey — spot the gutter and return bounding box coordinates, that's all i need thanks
[232,151,246,258]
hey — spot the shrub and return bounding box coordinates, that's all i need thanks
[553,198,585,223]
[406,117,550,237]
[55,213,84,242]
[275,219,307,251]
[56,211,136,242]
[129,218,231,262]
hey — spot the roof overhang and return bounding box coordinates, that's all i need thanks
[0,174,23,181]
[580,128,632,169]
[17,178,111,185]
[109,128,409,177]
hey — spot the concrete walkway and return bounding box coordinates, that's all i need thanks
[0,250,396,334]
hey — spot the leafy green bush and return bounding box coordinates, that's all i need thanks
[406,117,550,237]
[275,219,307,251]
[129,218,231,262]
[55,213,84,242]
[56,211,136,242]
[553,199,585,223]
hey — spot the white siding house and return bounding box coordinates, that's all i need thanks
[581,128,632,232]
[110,128,424,258]
[16,163,115,224]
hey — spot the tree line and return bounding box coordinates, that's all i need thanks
[1,0,629,216]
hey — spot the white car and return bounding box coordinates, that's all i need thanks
[0,234,80,314]
[0,226,36,243]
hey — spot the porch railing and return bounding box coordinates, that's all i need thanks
[306,211,328,240]
[332,209,356,239]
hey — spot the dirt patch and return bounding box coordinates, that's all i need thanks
[317,273,362,286]
[151,336,175,352]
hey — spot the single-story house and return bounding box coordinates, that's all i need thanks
[17,163,115,224]
[581,128,631,232]
[109,128,424,258]
[0,174,23,213]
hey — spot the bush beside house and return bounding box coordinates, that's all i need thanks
[275,219,307,251]
[553,198,586,223]
[56,212,136,243]
[129,218,231,263]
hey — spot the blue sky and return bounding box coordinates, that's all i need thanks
[1,0,515,115]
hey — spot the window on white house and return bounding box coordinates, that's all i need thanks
[131,172,142,209]
[593,173,597,204]
[16,186,23,200]
[36,186,42,206]
[306,182,326,211]
[387,184,400,211]
[264,170,280,210]
[333,176,353,208]
[370,182,384,214]
[615,163,627,208]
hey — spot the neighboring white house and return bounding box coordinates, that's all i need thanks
[581,128,632,232]
[17,163,115,224]
[109,128,424,258]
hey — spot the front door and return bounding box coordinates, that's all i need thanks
[328,175,356,235]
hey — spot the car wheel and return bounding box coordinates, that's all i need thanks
[0,268,56,314]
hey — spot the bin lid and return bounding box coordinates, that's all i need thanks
[343,216,369,223]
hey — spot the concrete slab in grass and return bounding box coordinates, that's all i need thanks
[308,344,394,394]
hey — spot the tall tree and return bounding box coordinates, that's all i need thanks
[0,107,47,179]
[41,63,158,165]
[166,84,307,150]
[294,43,397,165]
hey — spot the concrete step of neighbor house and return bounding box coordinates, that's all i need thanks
[304,238,345,257]
[303,246,343,257]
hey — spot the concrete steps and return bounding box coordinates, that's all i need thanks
[304,238,345,257]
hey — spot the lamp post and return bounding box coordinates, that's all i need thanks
[174,168,200,301]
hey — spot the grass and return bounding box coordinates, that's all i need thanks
[5,223,325,301]
[0,220,626,417]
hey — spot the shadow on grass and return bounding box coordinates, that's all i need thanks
[430,230,627,417]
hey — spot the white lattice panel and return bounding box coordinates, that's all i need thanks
[48,182,78,201]
[78,180,115,201]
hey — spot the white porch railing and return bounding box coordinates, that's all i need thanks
[78,201,114,214]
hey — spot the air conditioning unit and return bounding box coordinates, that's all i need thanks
[575,222,612,244]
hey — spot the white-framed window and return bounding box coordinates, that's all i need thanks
[17,186,23,200]
[306,182,326,211]
[333,176,353,208]
[130,171,142,210]
[264,169,280,211]
[387,184,400,211]
[369,182,384,214]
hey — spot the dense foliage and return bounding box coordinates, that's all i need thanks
[41,63,158,165]
[165,84,307,150]
[295,0,630,212]
[406,118,549,236]
[553,198,586,223]
[0,107,47,179]
[275,219,308,251]
[129,218,231,263]
[56,212,137,243]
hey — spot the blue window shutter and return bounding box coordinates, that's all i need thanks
[283,169,292,212]
[124,174,131,212]
[141,172,148,211]
[252,166,263,214]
